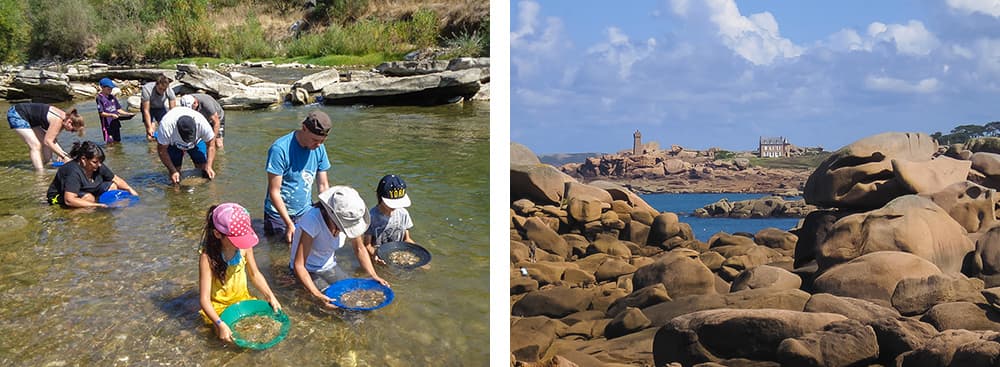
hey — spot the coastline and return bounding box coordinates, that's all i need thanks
[581,168,810,196]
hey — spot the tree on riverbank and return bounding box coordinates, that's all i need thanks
[0,0,488,66]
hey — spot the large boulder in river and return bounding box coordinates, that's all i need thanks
[175,64,247,97]
[291,67,340,92]
[321,69,483,106]
[375,60,450,76]
[804,132,937,210]
[217,85,283,110]
[12,69,73,102]
[815,195,973,273]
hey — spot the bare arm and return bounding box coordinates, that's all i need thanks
[62,191,106,208]
[203,139,216,179]
[292,232,336,308]
[403,229,414,243]
[43,116,70,161]
[267,173,296,243]
[157,144,181,184]
[245,249,281,312]
[210,114,223,149]
[141,101,154,139]
[111,175,139,196]
[351,236,389,287]
[316,171,329,194]
[199,253,233,343]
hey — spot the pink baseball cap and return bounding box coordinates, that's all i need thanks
[212,203,259,249]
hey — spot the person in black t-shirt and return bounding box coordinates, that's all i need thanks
[46,141,139,208]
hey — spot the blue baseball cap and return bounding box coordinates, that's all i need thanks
[99,78,116,88]
[377,174,411,209]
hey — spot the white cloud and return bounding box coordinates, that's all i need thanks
[825,20,939,56]
[704,0,802,65]
[511,1,540,46]
[586,27,656,79]
[828,29,867,52]
[946,0,1000,17]
[669,0,690,17]
[869,21,940,56]
[865,75,940,93]
[973,38,1000,76]
[952,44,975,58]
[511,1,570,79]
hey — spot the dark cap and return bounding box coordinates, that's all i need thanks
[376,174,411,209]
[177,116,197,143]
[302,110,332,136]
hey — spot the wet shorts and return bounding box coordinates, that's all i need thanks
[309,266,350,293]
[7,107,30,129]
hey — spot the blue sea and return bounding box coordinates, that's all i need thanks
[640,193,802,242]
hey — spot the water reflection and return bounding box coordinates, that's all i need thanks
[0,100,489,366]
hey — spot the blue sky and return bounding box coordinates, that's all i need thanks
[510,0,1000,155]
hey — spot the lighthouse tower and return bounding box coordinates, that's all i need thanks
[633,130,642,155]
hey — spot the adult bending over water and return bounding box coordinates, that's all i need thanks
[264,111,332,243]
[155,107,216,184]
[46,141,138,208]
[291,186,389,309]
[6,102,84,171]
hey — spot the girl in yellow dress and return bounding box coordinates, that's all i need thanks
[198,203,282,344]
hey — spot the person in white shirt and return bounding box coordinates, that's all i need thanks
[155,106,216,184]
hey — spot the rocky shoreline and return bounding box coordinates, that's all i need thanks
[511,133,1000,367]
[554,145,811,196]
[0,57,489,109]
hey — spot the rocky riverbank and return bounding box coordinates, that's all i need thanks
[0,57,489,109]
[510,133,1000,367]
[555,145,810,195]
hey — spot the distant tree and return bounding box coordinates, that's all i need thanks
[986,121,1000,137]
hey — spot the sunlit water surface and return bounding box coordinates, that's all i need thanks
[0,98,489,366]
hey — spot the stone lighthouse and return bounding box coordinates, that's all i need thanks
[633,130,642,155]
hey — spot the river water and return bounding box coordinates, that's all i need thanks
[641,193,803,242]
[0,98,489,365]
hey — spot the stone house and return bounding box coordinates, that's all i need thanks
[759,136,790,158]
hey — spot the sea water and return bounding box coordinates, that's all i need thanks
[641,193,803,242]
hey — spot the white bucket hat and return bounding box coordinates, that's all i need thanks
[179,95,196,108]
[318,186,370,238]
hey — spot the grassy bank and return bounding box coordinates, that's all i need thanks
[0,0,488,66]
[749,152,831,170]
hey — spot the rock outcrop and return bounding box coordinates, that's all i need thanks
[511,132,1000,366]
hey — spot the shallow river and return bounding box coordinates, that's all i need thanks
[0,98,489,366]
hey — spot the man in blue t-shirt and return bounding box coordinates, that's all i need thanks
[264,110,332,243]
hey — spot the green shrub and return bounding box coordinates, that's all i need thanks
[714,150,736,160]
[96,24,146,64]
[325,0,369,25]
[164,0,219,57]
[28,0,97,59]
[143,33,180,61]
[285,31,327,58]
[0,0,28,63]
[219,14,274,61]
[441,30,486,58]
[407,9,438,48]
